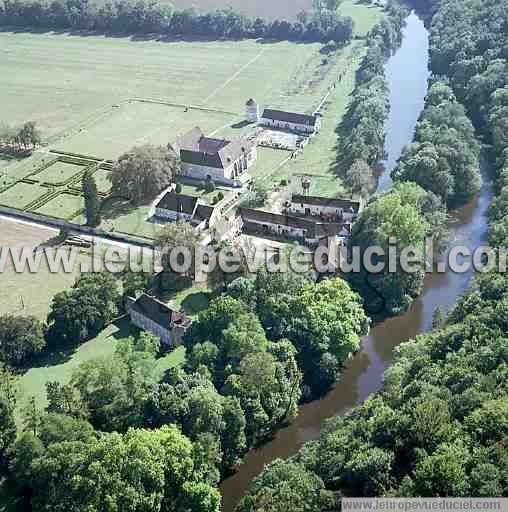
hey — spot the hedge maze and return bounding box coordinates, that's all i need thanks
[0,151,112,223]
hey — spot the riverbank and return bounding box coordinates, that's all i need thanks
[220,11,493,510]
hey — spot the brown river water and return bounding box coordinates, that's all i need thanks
[220,13,494,511]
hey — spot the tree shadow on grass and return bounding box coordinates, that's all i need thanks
[100,196,136,221]
[17,316,132,374]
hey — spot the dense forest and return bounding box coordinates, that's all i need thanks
[0,270,368,510]
[239,0,508,509]
[0,0,354,44]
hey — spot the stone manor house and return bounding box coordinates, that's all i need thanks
[175,127,257,187]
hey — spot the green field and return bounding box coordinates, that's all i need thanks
[35,192,85,220]
[0,0,382,158]
[15,318,186,427]
[166,0,382,31]
[92,169,112,194]
[0,153,54,180]
[54,102,236,160]
[0,181,48,209]
[248,147,292,185]
[34,161,84,185]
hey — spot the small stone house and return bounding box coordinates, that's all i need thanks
[128,293,191,347]
[155,191,215,230]
[261,109,321,135]
[176,127,257,187]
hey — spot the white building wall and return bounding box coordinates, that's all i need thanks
[261,118,317,134]
[130,310,174,346]
[290,203,356,222]
[180,162,242,187]
[155,208,193,222]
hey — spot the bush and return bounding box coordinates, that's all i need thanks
[205,180,216,194]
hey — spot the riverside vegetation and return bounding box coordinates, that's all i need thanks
[238,0,508,509]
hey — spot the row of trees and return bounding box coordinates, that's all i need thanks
[350,182,446,315]
[392,81,481,208]
[0,0,354,45]
[0,121,41,149]
[338,2,407,180]
[240,0,508,508]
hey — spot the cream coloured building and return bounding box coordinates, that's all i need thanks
[176,127,256,187]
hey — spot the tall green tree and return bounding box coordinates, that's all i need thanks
[82,171,101,227]
[0,315,45,367]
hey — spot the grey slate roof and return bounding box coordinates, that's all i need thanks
[130,293,176,330]
[155,191,197,215]
[177,127,253,170]
[261,109,317,127]
[239,208,345,239]
[194,204,214,222]
[292,194,361,213]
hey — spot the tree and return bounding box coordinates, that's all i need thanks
[325,0,342,11]
[16,121,41,148]
[156,221,201,280]
[47,272,120,348]
[238,460,330,512]
[350,184,431,315]
[82,171,101,227]
[0,366,16,474]
[282,278,368,394]
[110,145,178,204]
[14,425,220,512]
[0,315,45,367]
[71,334,160,431]
[345,159,374,197]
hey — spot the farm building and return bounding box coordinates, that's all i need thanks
[288,194,362,223]
[155,191,216,230]
[176,127,257,187]
[127,293,191,347]
[260,109,321,135]
[240,207,350,247]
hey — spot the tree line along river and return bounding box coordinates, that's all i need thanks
[220,12,493,511]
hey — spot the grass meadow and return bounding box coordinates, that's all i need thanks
[15,317,186,427]
[0,0,383,442]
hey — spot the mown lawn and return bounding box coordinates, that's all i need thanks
[92,169,112,194]
[53,102,236,160]
[272,41,367,197]
[35,192,84,220]
[0,181,48,209]
[34,161,84,185]
[15,317,186,428]
[109,205,165,240]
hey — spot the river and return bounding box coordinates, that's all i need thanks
[220,12,493,511]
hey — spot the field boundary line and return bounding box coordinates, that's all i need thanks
[129,97,238,116]
[202,47,267,105]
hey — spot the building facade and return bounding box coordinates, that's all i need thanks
[261,109,321,135]
[288,194,362,223]
[176,127,257,187]
[239,207,344,247]
[128,293,191,347]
